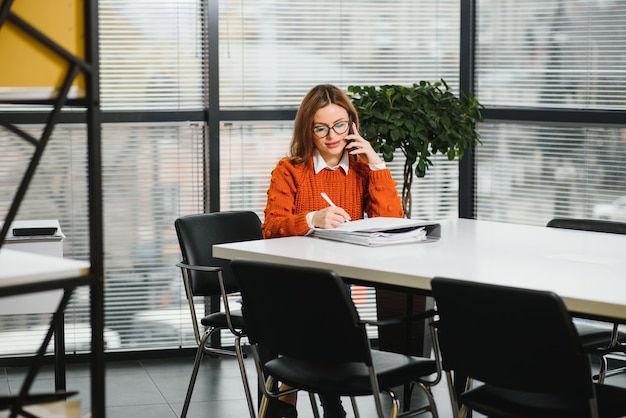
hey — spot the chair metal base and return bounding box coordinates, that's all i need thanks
[181,330,255,418]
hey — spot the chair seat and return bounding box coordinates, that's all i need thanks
[575,321,626,349]
[265,349,437,397]
[462,381,626,418]
[200,309,246,330]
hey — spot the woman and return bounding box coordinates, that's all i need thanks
[261,84,403,418]
[262,84,403,239]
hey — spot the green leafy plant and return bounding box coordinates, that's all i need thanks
[348,80,483,217]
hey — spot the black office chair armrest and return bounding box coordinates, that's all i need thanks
[361,309,436,328]
[176,262,222,273]
[177,262,243,305]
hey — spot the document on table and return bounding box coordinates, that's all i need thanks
[307,217,441,247]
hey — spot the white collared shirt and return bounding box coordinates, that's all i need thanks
[313,149,350,174]
[312,149,386,174]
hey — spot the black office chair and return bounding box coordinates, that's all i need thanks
[431,276,626,418]
[175,211,263,418]
[547,217,626,382]
[231,258,441,418]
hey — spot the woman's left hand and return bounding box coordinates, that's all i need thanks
[346,123,383,165]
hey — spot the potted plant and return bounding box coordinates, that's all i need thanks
[348,80,483,217]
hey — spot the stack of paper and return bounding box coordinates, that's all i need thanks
[308,217,441,247]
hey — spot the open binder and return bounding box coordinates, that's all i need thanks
[307,217,441,247]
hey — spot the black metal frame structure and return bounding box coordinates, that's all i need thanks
[0,0,105,416]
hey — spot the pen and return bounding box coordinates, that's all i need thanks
[320,192,336,207]
[321,192,350,222]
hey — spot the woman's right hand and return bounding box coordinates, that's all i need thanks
[312,207,351,228]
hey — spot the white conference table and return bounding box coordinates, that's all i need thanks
[213,218,626,323]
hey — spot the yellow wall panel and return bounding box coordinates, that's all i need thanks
[0,0,85,99]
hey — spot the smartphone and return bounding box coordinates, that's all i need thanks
[348,114,357,160]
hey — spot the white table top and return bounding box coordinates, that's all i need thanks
[0,248,90,291]
[213,218,626,322]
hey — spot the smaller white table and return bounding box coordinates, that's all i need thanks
[0,248,89,290]
[0,248,90,415]
[1,221,67,315]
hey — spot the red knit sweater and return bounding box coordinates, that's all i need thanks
[262,157,404,238]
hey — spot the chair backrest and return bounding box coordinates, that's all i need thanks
[231,258,372,364]
[547,217,626,234]
[431,277,595,398]
[174,211,263,296]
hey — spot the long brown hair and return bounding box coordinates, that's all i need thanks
[289,84,359,164]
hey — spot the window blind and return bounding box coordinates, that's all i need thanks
[219,121,459,221]
[476,0,626,109]
[475,122,626,226]
[475,0,626,227]
[101,123,205,350]
[0,123,205,355]
[98,0,206,110]
[219,0,460,108]
[0,125,91,355]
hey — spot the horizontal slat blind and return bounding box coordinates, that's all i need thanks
[0,125,91,355]
[101,123,205,349]
[387,157,459,221]
[219,121,459,222]
[476,0,626,109]
[220,0,460,108]
[475,0,626,227]
[475,122,626,226]
[0,123,205,355]
[98,0,206,110]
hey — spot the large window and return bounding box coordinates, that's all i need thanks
[1,0,461,355]
[99,0,205,110]
[218,0,461,219]
[219,0,459,108]
[476,123,626,225]
[3,0,623,356]
[0,123,205,353]
[1,0,208,354]
[476,0,626,110]
[475,0,626,225]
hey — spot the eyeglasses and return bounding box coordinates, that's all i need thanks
[312,121,350,138]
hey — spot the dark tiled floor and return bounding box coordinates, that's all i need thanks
[3,354,626,417]
[1,354,451,418]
